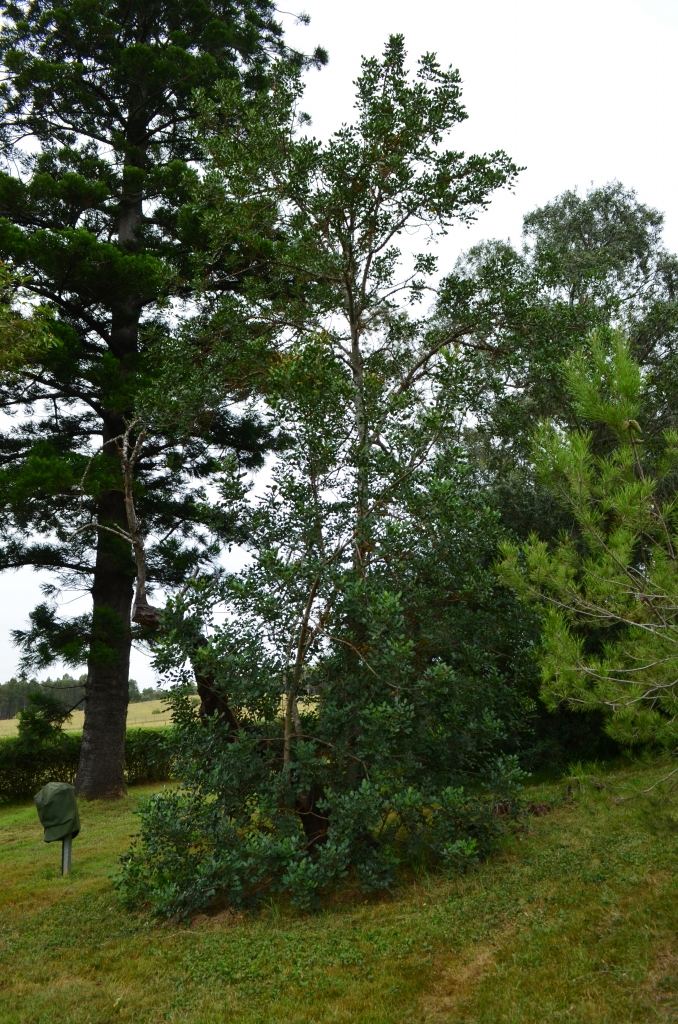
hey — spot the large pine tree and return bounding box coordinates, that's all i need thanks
[0,0,321,798]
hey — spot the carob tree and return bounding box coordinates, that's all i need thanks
[116,39,532,916]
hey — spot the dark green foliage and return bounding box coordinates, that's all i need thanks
[0,727,174,801]
[434,183,678,539]
[123,729,176,786]
[0,0,291,652]
[428,184,678,762]
[524,705,620,773]
[0,0,319,797]
[116,40,528,917]
[17,689,76,740]
[119,509,532,914]
[117,773,503,919]
[0,730,81,802]
[0,262,55,371]
[118,687,519,918]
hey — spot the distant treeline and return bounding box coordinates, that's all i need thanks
[0,676,181,720]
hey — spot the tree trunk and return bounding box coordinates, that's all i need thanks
[296,784,329,849]
[191,638,241,732]
[75,121,146,799]
[75,483,134,799]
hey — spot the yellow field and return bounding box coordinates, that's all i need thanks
[0,697,173,738]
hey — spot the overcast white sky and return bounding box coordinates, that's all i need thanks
[1,0,677,687]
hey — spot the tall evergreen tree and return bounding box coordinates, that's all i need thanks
[0,0,324,798]
[116,39,526,916]
[433,183,678,539]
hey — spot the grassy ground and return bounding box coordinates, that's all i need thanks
[2,759,678,1023]
[0,699,173,738]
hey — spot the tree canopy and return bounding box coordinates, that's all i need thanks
[1,4,677,917]
[115,37,533,915]
[0,0,324,797]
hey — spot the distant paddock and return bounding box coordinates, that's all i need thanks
[0,697,177,738]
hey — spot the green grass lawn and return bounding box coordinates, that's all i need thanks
[2,760,678,1023]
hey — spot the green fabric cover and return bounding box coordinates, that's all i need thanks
[34,781,81,843]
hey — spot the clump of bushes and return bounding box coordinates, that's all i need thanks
[0,730,81,801]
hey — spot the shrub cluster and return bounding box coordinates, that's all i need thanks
[117,616,528,919]
[117,769,510,919]
[0,728,175,802]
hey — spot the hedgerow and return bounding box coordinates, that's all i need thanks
[0,728,175,802]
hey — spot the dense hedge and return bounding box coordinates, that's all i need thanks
[124,729,176,786]
[0,728,175,802]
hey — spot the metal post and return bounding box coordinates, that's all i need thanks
[61,833,72,876]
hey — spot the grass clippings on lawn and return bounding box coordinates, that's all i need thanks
[2,760,678,1023]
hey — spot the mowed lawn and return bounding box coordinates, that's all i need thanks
[2,761,678,1023]
[0,699,173,738]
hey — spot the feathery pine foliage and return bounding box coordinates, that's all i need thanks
[116,38,532,916]
[499,329,678,746]
[0,263,55,372]
[0,0,321,798]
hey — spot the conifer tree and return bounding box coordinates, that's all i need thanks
[499,330,678,747]
[0,0,323,798]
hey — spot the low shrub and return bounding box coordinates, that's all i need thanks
[0,727,176,801]
[116,692,527,918]
[117,777,508,919]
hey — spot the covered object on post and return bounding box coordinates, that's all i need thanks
[34,782,81,843]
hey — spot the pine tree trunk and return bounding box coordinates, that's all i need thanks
[74,122,145,799]
[74,315,138,798]
[74,441,135,799]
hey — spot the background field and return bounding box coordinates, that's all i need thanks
[2,758,678,1023]
[0,698,173,738]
